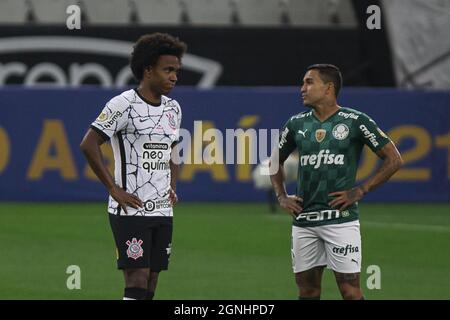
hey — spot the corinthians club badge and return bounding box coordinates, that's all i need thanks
[126,238,144,260]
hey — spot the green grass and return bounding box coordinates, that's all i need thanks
[0,202,449,300]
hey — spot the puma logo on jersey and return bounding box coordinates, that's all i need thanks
[300,149,345,169]
[297,129,308,138]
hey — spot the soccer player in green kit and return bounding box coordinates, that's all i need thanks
[269,64,403,300]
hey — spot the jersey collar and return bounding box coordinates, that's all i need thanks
[312,107,341,123]
[134,88,162,107]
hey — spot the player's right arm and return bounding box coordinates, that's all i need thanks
[80,129,142,214]
[80,97,142,214]
[269,120,302,216]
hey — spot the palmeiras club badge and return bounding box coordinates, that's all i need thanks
[332,123,350,140]
[126,238,144,260]
[315,129,326,142]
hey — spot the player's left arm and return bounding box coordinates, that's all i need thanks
[360,141,403,194]
[169,144,179,205]
[168,103,182,206]
[329,142,403,210]
[329,114,403,210]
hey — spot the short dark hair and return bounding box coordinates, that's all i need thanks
[130,33,187,81]
[306,64,342,98]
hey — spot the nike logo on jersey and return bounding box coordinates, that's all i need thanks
[139,117,151,122]
[298,129,308,138]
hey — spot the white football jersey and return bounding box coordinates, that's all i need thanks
[90,89,181,217]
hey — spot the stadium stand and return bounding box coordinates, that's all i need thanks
[234,0,287,26]
[183,0,235,26]
[30,0,79,23]
[133,0,184,25]
[0,0,358,27]
[287,0,357,27]
[0,0,29,23]
[81,0,132,25]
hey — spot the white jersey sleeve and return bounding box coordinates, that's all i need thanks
[173,100,182,143]
[90,95,130,140]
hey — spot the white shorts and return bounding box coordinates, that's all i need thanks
[291,220,362,274]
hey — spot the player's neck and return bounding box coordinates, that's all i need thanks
[137,85,161,105]
[312,101,340,122]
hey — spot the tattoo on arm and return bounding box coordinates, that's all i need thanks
[363,142,403,193]
[348,188,360,200]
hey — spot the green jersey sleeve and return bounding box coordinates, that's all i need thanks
[278,118,297,163]
[357,113,391,153]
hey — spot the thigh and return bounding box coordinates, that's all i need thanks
[150,218,173,272]
[123,268,150,288]
[295,265,325,288]
[291,226,327,273]
[320,221,362,273]
[333,269,363,300]
[109,214,152,269]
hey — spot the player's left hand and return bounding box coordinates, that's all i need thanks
[169,188,178,205]
[328,187,365,211]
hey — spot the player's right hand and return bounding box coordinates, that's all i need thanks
[109,185,143,214]
[278,195,303,217]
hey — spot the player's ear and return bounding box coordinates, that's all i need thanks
[143,66,152,79]
[327,82,334,96]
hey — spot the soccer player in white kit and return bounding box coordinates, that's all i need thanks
[80,33,186,300]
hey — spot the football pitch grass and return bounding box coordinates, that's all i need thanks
[0,202,449,300]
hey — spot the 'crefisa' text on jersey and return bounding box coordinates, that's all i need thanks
[278,107,390,227]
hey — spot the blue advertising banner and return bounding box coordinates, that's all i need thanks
[0,87,448,202]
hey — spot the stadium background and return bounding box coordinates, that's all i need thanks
[0,0,449,299]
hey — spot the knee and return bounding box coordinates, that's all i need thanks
[296,279,321,297]
[295,272,322,298]
[339,287,363,300]
[335,272,362,300]
[299,286,321,298]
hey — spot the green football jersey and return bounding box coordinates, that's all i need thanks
[278,107,390,227]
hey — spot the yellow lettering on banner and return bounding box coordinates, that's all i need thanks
[84,142,114,180]
[389,125,431,181]
[0,127,10,173]
[180,121,229,181]
[435,132,450,179]
[356,146,379,181]
[28,120,77,180]
[236,116,259,182]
